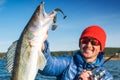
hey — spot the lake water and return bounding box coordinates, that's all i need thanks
[0,59,120,80]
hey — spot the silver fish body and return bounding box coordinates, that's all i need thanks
[7,2,57,80]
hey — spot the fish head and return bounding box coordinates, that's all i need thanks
[29,2,66,32]
[32,2,57,29]
[28,2,57,47]
[28,1,57,39]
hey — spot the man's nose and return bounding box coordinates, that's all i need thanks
[86,41,93,47]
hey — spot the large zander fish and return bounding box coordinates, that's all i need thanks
[6,2,66,80]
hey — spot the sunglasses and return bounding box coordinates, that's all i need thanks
[80,37,100,46]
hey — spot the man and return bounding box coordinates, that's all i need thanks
[40,25,113,80]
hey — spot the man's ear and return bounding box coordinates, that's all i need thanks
[99,49,103,53]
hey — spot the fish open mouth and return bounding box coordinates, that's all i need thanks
[38,2,67,31]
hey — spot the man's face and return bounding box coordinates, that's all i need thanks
[80,37,101,61]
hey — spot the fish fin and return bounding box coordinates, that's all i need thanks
[6,40,18,73]
[38,51,47,70]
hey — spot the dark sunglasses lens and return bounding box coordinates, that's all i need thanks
[92,40,100,45]
[80,38,89,44]
[91,41,96,45]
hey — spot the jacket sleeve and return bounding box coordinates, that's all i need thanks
[41,40,72,76]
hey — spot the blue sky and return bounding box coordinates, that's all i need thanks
[0,0,120,52]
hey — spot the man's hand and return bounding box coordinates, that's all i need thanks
[78,70,93,80]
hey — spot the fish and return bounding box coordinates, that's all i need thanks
[6,2,66,80]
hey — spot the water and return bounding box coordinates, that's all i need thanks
[0,59,120,80]
[0,59,11,80]
[0,59,56,80]
[104,60,120,80]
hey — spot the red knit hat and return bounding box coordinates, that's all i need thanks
[80,25,106,51]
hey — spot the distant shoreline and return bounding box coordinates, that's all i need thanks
[104,57,120,60]
[0,56,120,60]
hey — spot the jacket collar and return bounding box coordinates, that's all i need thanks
[73,51,105,70]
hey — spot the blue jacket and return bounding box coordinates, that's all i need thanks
[39,41,113,80]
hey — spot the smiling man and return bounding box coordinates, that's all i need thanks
[39,25,113,80]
